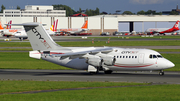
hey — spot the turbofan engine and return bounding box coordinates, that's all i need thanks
[86,55,103,67]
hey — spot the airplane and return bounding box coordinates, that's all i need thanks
[0,20,23,37]
[12,22,174,76]
[14,19,58,41]
[59,20,88,35]
[146,20,179,35]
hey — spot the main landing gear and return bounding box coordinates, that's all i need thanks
[104,70,113,74]
[159,70,164,76]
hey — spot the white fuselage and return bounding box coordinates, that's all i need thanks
[41,47,174,71]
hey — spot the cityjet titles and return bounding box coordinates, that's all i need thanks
[121,51,138,54]
[32,27,52,49]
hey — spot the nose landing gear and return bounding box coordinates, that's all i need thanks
[159,70,164,76]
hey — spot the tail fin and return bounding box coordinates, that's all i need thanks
[0,22,4,29]
[50,19,58,31]
[7,20,12,29]
[173,20,179,28]
[22,22,70,51]
[81,20,88,29]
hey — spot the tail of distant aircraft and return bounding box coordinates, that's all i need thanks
[81,20,88,29]
[50,19,58,32]
[7,20,12,29]
[0,22,4,29]
[173,20,179,29]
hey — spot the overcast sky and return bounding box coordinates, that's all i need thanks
[1,0,180,14]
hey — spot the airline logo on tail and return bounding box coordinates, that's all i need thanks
[7,20,12,29]
[0,22,4,29]
[0,20,12,30]
[50,19,58,32]
[173,20,179,28]
[81,20,88,29]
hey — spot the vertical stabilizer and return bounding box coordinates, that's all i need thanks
[0,22,4,29]
[22,22,70,51]
[81,20,88,29]
[173,20,179,28]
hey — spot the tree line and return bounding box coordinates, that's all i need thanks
[0,4,179,16]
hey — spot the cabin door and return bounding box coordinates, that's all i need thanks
[138,53,144,64]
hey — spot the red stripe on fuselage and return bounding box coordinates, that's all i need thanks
[114,64,154,68]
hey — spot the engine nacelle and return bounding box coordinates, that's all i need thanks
[96,54,116,66]
[86,56,103,67]
[102,56,116,66]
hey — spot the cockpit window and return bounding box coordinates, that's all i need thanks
[149,54,158,59]
[153,55,157,58]
[157,55,163,58]
[149,55,153,58]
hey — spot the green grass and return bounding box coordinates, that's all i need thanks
[1,40,180,47]
[0,80,144,94]
[0,52,69,70]
[0,81,179,101]
[153,49,180,52]
[162,54,180,71]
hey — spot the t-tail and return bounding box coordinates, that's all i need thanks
[81,20,88,29]
[21,22,70,51]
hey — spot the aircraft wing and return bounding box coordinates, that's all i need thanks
[51,47,114,60]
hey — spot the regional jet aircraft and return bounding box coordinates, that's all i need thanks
[146,20,179,35]
[14,22,174,75]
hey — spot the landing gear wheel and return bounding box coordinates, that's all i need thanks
[104,70,113,74]
[159,70,164,76]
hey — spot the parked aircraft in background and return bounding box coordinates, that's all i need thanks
[14,19,58,41]
[13,22,174,75]
[59,20,88,35]
[0,20,23,37]
[146,20,179,35]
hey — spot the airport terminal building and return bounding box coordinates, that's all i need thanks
[0,5,180,35]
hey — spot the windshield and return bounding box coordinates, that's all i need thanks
[149,54,163,59]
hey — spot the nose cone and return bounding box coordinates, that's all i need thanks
[167,61,175,68]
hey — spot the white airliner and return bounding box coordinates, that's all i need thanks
[59,20,89,35]
[14,19,58,41]
[13,22,174,75]
[146,20,179,35]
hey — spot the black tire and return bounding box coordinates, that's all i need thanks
[104,70,113,74]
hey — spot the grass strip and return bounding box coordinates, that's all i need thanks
[1,40,180,47]
[0,82,179,101]
[0,52,69,70]
[0,80,145,94]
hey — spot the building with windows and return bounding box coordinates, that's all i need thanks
[0,5,66,17]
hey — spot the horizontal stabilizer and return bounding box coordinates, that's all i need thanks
[29,51,41,59]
